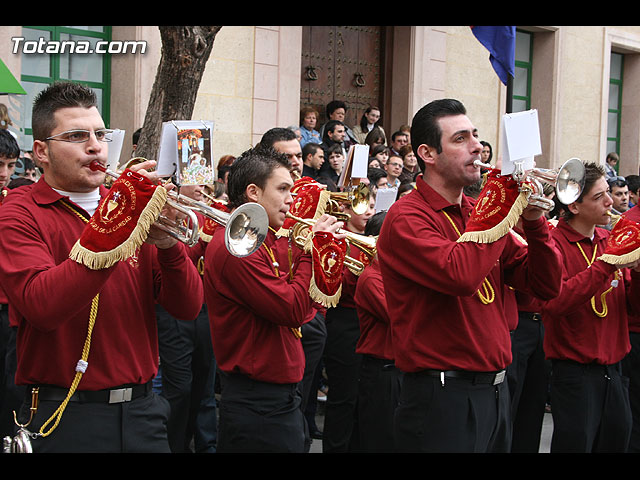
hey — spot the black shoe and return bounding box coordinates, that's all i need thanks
[310,429,323,439]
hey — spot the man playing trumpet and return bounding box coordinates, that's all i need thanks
[203,146,343,452]
[377,98,562,453]
[541,162,640,452]
[0,82,203,453]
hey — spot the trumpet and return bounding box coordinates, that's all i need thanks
[327,183,371,216]
[90,161,269,257]
[292,181,371,221]
[285,212,377,275]
[474,157,586,211]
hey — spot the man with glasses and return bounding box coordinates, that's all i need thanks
[0,81,203,452]
[384,155,403,189]
[605,176,630,231]
[609,176,630,214]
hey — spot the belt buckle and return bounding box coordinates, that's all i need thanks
[109,387,132,403]
[493,370,506,385]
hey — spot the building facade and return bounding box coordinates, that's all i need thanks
[2,25,640,176]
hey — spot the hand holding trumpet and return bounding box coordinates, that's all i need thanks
[312,213,346,240]
[114,158,186,249]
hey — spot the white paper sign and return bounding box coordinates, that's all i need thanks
[107,129,126,172]
[338,144,370,187]
[374,186,397,213]
[500,109,541,175]
[351,144,369,178]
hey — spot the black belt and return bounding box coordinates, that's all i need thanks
[32,381,152,404]
[519,311,541,321]
[421,369,506,385]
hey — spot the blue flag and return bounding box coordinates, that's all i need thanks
[471,26,516,85]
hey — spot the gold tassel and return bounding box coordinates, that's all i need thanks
[69,187,168,270]
[458,191,529,244]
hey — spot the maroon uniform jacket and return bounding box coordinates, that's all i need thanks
[377,176,562,373]
[354,259,394,361]
[0,178,203,390]
[204,227,314,384]
[541,218,640,364]
[624,205,640,334]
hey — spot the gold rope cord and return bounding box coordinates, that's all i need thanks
[442,210,495,304]
[262,228,302,339]
[35,200,101,437]
[576,242,621,318]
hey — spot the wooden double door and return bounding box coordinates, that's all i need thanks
[300,26,386,131]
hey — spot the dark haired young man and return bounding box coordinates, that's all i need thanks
[204,146,343,452]
[0,81,203,452]
[0,129,20,439]
[377,98,562,452]
[542,161,640,452]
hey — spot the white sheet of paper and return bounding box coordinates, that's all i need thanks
[107,129,125,171]
[375,186,397,213]
[500,109,541,175]
[156,122,179,177]
[351,144,370,178]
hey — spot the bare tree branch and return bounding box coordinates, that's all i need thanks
[135,26,222,162]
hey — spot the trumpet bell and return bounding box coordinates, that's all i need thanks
[554,157,585,205]
[525,157,586,210]
[225,202,269,257]
[328,183,371,215]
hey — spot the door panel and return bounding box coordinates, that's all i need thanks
[301,26,383,130]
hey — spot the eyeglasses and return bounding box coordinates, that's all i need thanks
[45,129,114,143]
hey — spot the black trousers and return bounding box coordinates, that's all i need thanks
[217,372,306,453]
[0,305,24,439]
[550,359,631,452]
[394,370,511,453]
[507,312,549,452]
[15,385,171,453]
[322,305,362,453]
[156,304,217,453]
[300,311,327,412]
[622,331,640,452]
[357,355,402,452]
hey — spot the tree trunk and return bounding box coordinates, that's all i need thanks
[135,26,222,162]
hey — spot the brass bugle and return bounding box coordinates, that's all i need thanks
[473,157,586,212]
[90,161,269,257]
[92,161,201,246]
[285,212,377,275]
[329,183,371,215]
[291,181,371,215]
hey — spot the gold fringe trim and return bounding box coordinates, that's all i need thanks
[308,275,342,308]
[599,247,640,265]
[69,187,168,270]
[458,191,529,244]
[275,227,289,237]
[199,228,212,243]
